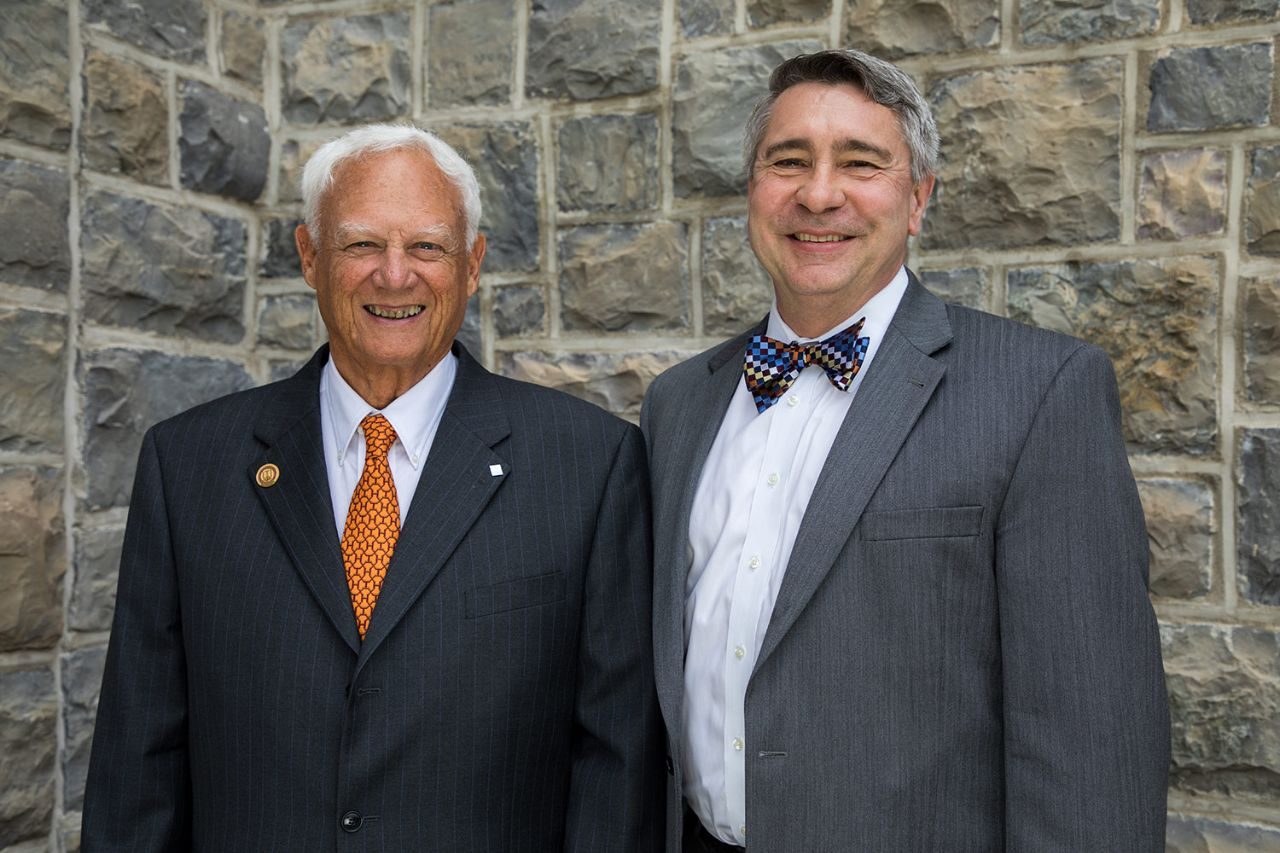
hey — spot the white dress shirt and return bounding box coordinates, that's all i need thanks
[683,267,909,845]
[319,352,457,536]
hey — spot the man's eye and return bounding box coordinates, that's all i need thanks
[772,158,806,168]
[345,241,377,250]
[413,242,442,252]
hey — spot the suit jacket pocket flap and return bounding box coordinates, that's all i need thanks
[466,572,567,618]
[859,505,984,541]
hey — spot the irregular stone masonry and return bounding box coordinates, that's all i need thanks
[0,0,1277,848]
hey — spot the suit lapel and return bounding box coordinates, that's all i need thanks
[252,347,362,654]
[354,346,510,672]
[652,325,761,728]
[754,277,953,673]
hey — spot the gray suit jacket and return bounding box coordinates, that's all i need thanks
[641,275,1169,852]
[83,344,664,852]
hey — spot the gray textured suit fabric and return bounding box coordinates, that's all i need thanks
[83,344,664,853]
[641,274,1170,852]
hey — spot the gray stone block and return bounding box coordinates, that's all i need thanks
[1187,0,1280,24]
[673,40,822,198]
[436,122,539,273]
[1007,255,1219,455]
[1137,478,1213,600]
[1163,623,1280,806]
[1137,149,1227,241]
[278,138,323,206]
[494,286,546,338]
[0,0,71,149]
[701,216,772,335]
[428,0,514,107]
[527,0,660,101]
[499,349,694,419]
[559,222,689,333]
[68,522,123,633]
[0,158,70,292]
[457,298,482,359]
[843,0,999,59]
[282,14,411,125]
[261,218,303,279]
[1147,43,1273,133]
[221,11,265,87]
[80,51,168,186]
[0,309,65,454]
[81,190,247,344]
[557,113,659,212]
[1019,0,1160,45]
[916,267,988,311]
[1243,275,1280,406]
[0,666,55,848]
[1166,815,1280,852]
[749,0,829,28]
[925,59,1122,249]
[79,348,253,510]
[179,80,269,202]
[1246,145,1280,256]
[0,466,63,652]
[270,357,310,383]
[61,646,107,812]
[257,294,316,351]
[1239,429,1280,606]
[681,0,734,37]
[83,0,206,63]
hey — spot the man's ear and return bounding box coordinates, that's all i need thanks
[907,175,936,237]
[465,234,486,297]
[295,223,318,289]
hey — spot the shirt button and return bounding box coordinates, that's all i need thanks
[766,472,780,486]
[748,556,760,570]
[731,737,744,751]
[734,645,746,660]
[787,395,799,407]
[340,811,363,832]
[740,825,748,836]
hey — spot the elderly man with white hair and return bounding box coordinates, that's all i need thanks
[83,124,664,852]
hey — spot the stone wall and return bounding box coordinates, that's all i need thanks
[0,0,1277,849]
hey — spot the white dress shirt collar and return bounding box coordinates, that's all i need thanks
[768,264,909,349]
[322,351,458,471]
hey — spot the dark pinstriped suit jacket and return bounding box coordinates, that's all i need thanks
[83,344,664,852]
[642,274,1170,852]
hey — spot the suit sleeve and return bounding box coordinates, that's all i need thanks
[82,428,192,851]
[995,344,1170,851]
[564,423,665,853]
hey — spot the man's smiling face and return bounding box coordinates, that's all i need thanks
[296,147,484,405]
[747,81,933,336]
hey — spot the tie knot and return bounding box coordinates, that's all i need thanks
[360,413,398,458]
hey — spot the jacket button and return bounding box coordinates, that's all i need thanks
[340,811,362,832]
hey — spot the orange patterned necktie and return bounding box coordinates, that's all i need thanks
[341,413,401,639]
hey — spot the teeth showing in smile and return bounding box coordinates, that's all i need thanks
[366,305,424,319]
[794,233,849,243]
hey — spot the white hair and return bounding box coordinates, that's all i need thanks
[299,123,482,248]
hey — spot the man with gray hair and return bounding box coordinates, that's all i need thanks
[84,123,664,851]
[643,50,1169,851]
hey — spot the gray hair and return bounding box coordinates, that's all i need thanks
[743,49,940,184]
[300,123,483,249]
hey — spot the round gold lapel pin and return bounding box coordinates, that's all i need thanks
[255,463,280,488]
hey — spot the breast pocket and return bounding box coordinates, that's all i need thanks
[465,572,567,618]
[858,505,984,541]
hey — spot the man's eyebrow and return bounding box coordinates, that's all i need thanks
[333,223,457,243]
[836,138,893,161]
[760,139,813,161]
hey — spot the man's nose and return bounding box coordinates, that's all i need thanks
[376,248,412,287]
[794,164,846,213]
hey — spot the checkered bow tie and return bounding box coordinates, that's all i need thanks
[743,320,869,414]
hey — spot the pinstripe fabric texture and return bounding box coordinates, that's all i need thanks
[83,344,664,852]
[641,273,1170,852]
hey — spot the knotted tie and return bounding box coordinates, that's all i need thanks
[743,319,870,414]
[341,413,400,639]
